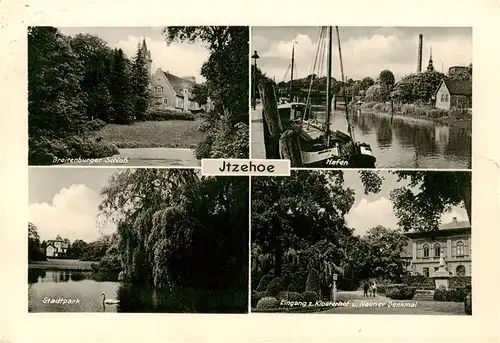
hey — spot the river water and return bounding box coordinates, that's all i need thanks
[28,269,247,313]
[252,105,471,169]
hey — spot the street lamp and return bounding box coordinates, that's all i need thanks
[251,50,260,110]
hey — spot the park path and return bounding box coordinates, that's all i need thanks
[64,148,200,167]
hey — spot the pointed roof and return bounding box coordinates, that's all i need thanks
[162,71,196,99]
[436,79,472,96]
[55,234,63,241]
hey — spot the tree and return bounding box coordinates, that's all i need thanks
[365,84,390,102]
[252,171,355,276]
[70,33,114,122]
[68,239,88,259]
[360,77,375,91]
[109,49,134,124]
[379,70,395,89]
[192,83,209,106]
[392,70,446,104]
[28,222,46,261]
[131,45,151,121]
[360,171,471,232]
[28,26,87,139]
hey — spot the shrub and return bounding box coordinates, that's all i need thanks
[433,287,469,302]
[449,108,471,120]
[251,291,268,308]
[361,101,377,109]
[401,275,435,288]
[29,135,119,165]
[197,120,212,133]
[464,288,472,315]
[302,291,319,302]
[267,277,285,297]
[377,284,386,294]
[145,108,195,121]
[401,104,428,117]
[277,291,304,302]
[195,117,249,159]
[449,276,472,289]
[256,297,279,310]
[385,285,416,300]
[427,108,449,119]
[83,118,107,131]
[256,274,273,292]
[305,268,321,294]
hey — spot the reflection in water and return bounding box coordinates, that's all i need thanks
[328,110,471,168]
[28,269,247,313]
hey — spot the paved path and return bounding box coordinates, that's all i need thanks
[64,148,200,167]
[251,105,266,159]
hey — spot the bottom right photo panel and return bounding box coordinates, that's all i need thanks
[251,170,472,315]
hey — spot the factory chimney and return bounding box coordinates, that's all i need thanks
[417,34,423,73]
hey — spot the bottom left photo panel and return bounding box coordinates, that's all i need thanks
[28,167,249,313]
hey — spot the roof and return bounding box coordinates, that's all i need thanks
[405,220,471,238]
[162,71,196,99]
[438,79,472,96]
[55,235,63,241]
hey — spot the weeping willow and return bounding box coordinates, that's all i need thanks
[100,169,248,291]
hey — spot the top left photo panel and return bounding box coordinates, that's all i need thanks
[28,26,249,166]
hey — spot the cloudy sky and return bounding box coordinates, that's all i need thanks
[342,171,468,236]
[251,26,472,82]
[58,27,210,83]
[29,168,119,242]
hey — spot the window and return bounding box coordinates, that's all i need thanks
[434,243,441,258]
[423,267,429,277]
[445,94,449,102]
[456,241,465,256]
[154,86,163,95]
[441,93,445,101]
[423,244,430,258]
[164,98,168,104]
[456,265,466,276]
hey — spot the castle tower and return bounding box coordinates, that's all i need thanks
[427,47,434,72]
[140,38,153,78]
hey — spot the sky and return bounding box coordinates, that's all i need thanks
[251,26,472,82]
[342,171,468,236]
[29,168,119,242]
[58,27,210,83]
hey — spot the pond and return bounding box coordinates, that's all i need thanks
[327,110,471,169]
[28,269,247,313]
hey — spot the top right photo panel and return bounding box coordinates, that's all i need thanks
[251,26,472,169]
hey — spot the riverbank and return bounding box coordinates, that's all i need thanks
[358,102,472,130]
[28,259,94,271]
[98,119,207,149]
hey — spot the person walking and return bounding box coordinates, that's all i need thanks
[371,280,377,297]
[363,280,369,297]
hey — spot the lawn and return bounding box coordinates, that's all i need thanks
[98,119,206,149]
[28,259,94,271]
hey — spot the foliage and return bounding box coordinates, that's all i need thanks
[28,27,153,163]
[267,277,285,297]
[145,108,195,121]
[67,239,89,259]
[252,170,354,277]
[302,291,319,302]
[401,275,435,288]
[433,287,468,302]
[99,170,248,293]
[131,46,151,121]
[305,268,321,294]
[379,70,395,89]
[28,223,46,261]
[392,70,446,103]
[277,291,304,302]
[163,26,249,158]
[195,116,249,159]
[256,297,279,310]
[449,276,472,288]
[191,83,209,106]
[385,285,416,300]
[390,171,472,230]
[365,84,390,102]
[251,291,269,308]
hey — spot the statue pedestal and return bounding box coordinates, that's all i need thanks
[433,269,450,290]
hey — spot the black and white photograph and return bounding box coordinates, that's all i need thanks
[251,170,472,315]
[28,26,249,166]
[28,168,249,313]
[251,26,472,169]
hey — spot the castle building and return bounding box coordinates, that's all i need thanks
[138,38,214,113]
[426,48,434,72]
[46,235,70,258]
[402,218,471,277]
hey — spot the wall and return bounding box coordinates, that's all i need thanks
[435,83,451,110]
[152,71,177,108]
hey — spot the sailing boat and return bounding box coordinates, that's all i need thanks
[280,26,376,168]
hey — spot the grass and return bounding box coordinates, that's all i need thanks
[97,119,207,149]
[28,259,94,271]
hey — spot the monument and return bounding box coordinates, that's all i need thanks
[433,251,451,289]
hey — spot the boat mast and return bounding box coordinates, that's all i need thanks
[290,44,295,103]
[325,26,333,138]
[336,26,355,140]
